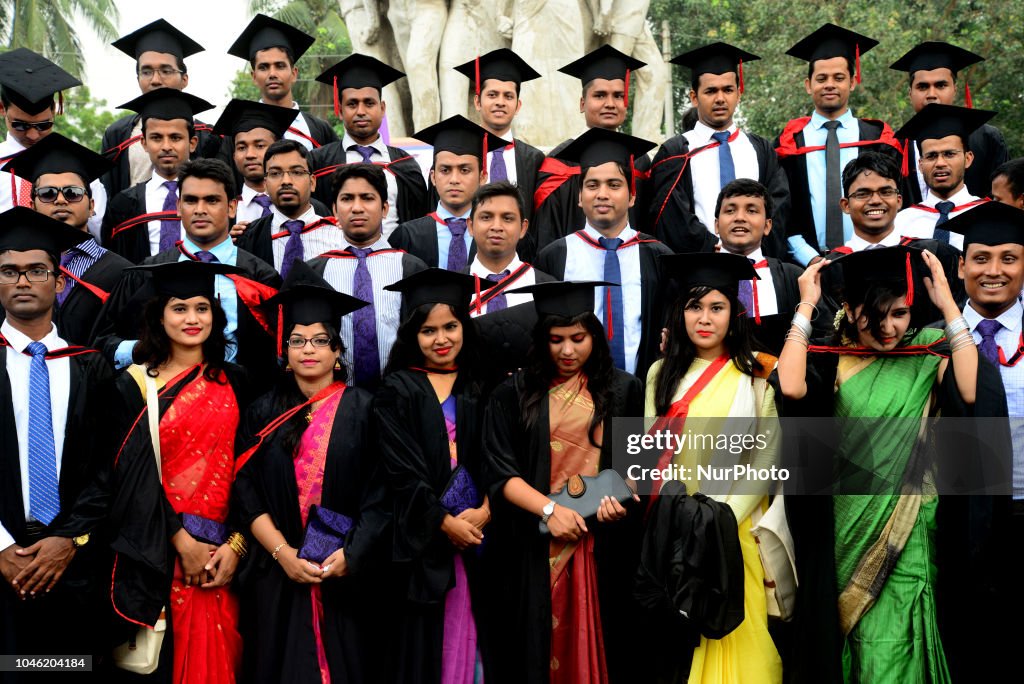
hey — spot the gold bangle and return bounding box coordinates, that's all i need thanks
[227,532,247,558]
[271,542,287,561]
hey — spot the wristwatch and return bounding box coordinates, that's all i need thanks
[541,500,556,524]
[71,533,90,548]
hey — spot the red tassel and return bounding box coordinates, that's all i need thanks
[855,44,862,84]
[965,79,973,109]
[474,54,480,97]
[481,132,488,177]
[474,274,482,315]
[904,252,914,307]
[738,59,744,95]
[332,76,340,120]
[606,287,613,340]
[900,138,910,177]
[276,304,284,358]
[57,91,64,116]
[624,69,630,109]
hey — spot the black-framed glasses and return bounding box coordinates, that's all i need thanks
[8,119,54,132]
[286,335,333,349]
[138,67,185,80]
[34,185,88,204]
[265,168,311,181]
[847,187,900,202]
[0,268,57,285]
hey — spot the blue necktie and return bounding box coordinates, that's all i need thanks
[738,258,755,317]
[934,201,955,243]
[599,237,626,369]
[27,342,59,526]
[711,131,735,189]
[348,246,381,387]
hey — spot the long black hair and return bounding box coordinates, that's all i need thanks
[135,293,229,383]
[652,285,764,416]
[519,311,614,448]
[384,302,483,387]
[835,280,915,346]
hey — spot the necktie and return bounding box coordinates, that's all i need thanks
[446,218,469,271]
[711,131,735,189]
[933,201,955,244]
[159,180,180,252]
[27,342,59,526]
[976,319,1003,365]
[348,247,381,387]
[56,250,77,305]
[253,194,273,218]
[738,258,756,317]
[485,270,510,312]
[193,250,218,263]
[489,147,508,182]
[599,237,626,369]
[354,145,376,163]
[823,120,844,250]
[280,220,305,279]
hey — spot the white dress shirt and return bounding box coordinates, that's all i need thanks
[270,205,350,272]
[721,246,779,317]
[845,229,903,252]
[486,133,518,186]
[468,255,536,316]
[340,132,400,237]
[143,173,183,256]
[894,185,982,251]
[0,320,70,551]
[236,183,272,223]
[261,100,314,150]
[684,121,759,231]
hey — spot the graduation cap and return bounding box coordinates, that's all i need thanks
[890,41,984,107]
[112,19,204,60]
[826,244,923,308]
[785,23,879,84]
[507,280,614,319]
[670,42,760,94]
[413,115,508,175]
[0,132,113,185]
[128,260,243,302]
[384,267,496,312]
[661,252,758,296]
[558,45,646,107]
[942,200,1024,247]
[555,127,656,194]
[213,98,298,139]
[118,88,214,124]
[453,48,541,96]
[227,14,315,64]
[0,48,81,116]
[315,54,405,119]
[0,206,88,256]
[893,104,996,176]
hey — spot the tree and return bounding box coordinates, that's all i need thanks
[55,86,117,150]
[0,0,119,78]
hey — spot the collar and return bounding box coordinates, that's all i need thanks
[260,98,301,111]
[180,235,235,264]
[499,130,514,143]
[435,203,471,221]
[811,108,854,130]
[0,136,26,155]
[0,319,63,353]
[342,132,386,155]
[271,203,319,228]
[846,229,900,251]
[922,185,977,208]
[583,223,636,243]
[692,119,738,144]
[965,298,1023,333]
[147,173,177,193]
[67,236,105,259]
[344,234,390,251]
[470,254,522,278]
[721,245,766,263]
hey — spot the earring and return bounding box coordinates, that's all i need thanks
[284,364,294,373]
[334,359,342,371]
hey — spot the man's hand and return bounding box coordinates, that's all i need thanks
[0,544,33,592]
[229,221,251,241]
[13,537,76,597]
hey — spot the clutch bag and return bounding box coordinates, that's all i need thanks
[539,470,633,534]
[439,465,481,515]
[297,504,354,565]
[180,513,228,546]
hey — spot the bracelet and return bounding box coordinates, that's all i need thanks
[785,330,809,348]
[227,532,247,559]
[271,542,287,561]
[796,301,820,320]
[944,316,969,340]
[791,312,813,339]
[949,329,975,352]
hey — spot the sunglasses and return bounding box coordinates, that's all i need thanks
[34,185,88,203]
[9,119,54,132]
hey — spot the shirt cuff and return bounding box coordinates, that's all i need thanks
[787,236,818,267]
[0,523,15,552]
[114,340,138,369]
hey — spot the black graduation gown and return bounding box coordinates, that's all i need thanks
[374,369,492,684]
[90,247,282,387]
[308,142,429,220]
[480,370,645,684]
[101,182,160,264]
[534,233,673,381]
[0,342,113,674]
[55,250,132,347]
[751,258,802,356]
[99,114,223,198]
[233,386,392,684]
[649,131,792,258]
[901,123,1011,204]
[294,112,340,151]
[388,214,479,269]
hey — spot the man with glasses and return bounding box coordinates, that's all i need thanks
[236,139,349,277]
[894,104,996,251]
[100,20,222,197]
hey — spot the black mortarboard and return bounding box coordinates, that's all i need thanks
[890,41,983,77]
[826,244,923,308]
[213,98,298,139]
[384,267,496,312]
[118,88,214,124]
[943,200,1024,247]
[0,48,81,115]
[507,280,614,319]
[559,44,646,85]
[556,127,656,170]
[0,206,89,255]
[671,42,760,93]
[660,252,758,298]
[227,14,315,63]
[315,54,405,119]
[893,103,995,144]
[785,24,879,83]
[112,19,204,60]
[0,132,113,184]
[413,115,508,172]
[128,260,243,301]
[453,48,541,95]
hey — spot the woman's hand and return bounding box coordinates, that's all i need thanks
[456,496,491,531]
[173,530,215,587]
[441,514,484,550]
[201,544,239,588]
[546,504,587,542]
[920,249,961,321]
[320,549,348,579]
[796,258,829,307]
[595,495,631,523]
[277,545,323,585]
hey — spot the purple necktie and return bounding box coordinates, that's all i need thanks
[354,145,375,163]
[489,147,508,182]
[485,270,510,312]
[737,258,755,317]
[159,180,180,252]
[976,319,1003,365]
[446,218,468,271]
[56,251,76,305]
[253,194,273,217]
[348,246,380,387]
[280,220,305,279]
[194,250,218,263]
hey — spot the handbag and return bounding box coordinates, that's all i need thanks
[113,367,167,675]
[179,513,228,546]
[750,494,798,621]
[539,470,633,534]
[439,465,481,515]
[297,505,355,565]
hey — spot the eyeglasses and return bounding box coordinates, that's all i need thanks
[34,185,88,204]
[8,119,54,132]
[847,187,900,202]
[921,150,963,163]
[0,268,57,285]
[265,168,311,181]
[286,335,333,349]
[138,67,185,80]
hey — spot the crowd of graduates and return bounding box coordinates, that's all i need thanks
[1,11,1022,684]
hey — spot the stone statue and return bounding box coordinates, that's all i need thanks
[438,2,510,121]
[389,0,448,131]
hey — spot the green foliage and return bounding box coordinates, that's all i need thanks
[54,86,118,150]
[649,0,1024,154]
[0,0,119,78]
